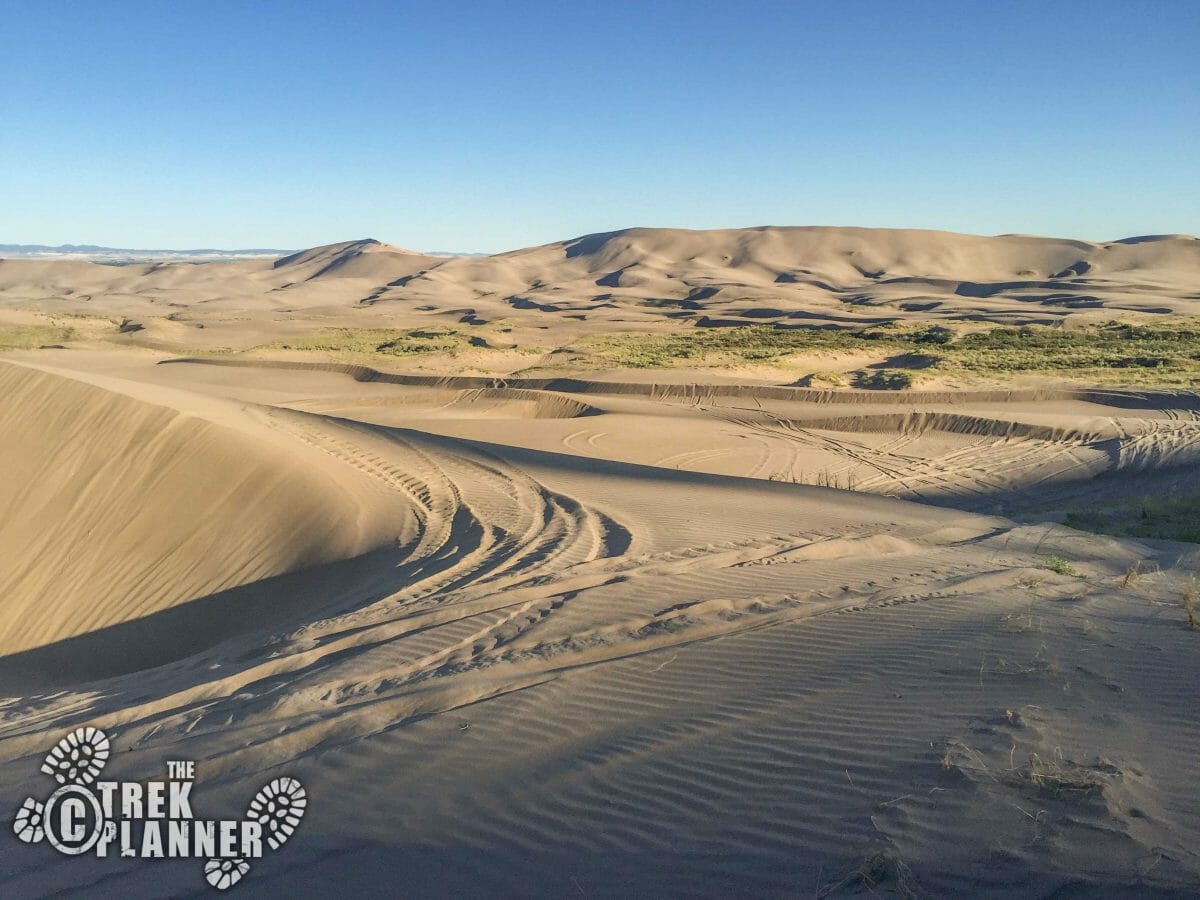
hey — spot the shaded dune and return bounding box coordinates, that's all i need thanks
[161,356,1200,411]
[795,411,1120,442]
[286,387,599,420]
[0,361,415,658]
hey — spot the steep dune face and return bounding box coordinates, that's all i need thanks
[0,361,415,657]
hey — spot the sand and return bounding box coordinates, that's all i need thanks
[1,228,1198,897]
[2,227,1200,357]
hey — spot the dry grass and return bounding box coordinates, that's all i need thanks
[999,610,1038,633]
[1185,577,1200,632]
[768,468,857,490]
[941,740,1115,800]
[1024,752,1114,799]
[989,654,1061,678]
[1121,560,1142,589]
[1017,574,1047,591]
[819,847,920,899]
[941,739,992,775]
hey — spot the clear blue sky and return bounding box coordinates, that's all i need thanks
[3,1,1197,252]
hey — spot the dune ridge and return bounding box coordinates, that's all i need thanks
[3,227,1199,334]
[160,354,1200,409]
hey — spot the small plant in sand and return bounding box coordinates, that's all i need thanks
[1017,573,1046,591]
[1043,554,1083,578]
[799,370,847,387]
[819,847,919,900]
[814,468,855,489]
[910,324,954,345]
[1184,577,1200,632]
[990,652,1061,679]
[983,638,1062,680]
[782,468,857,490]
[942,739,985,773]
[1024,751,1115,799]
[1000,610,1038,633]
[853,368,915,390]
[1121,560,1142,589]
[941,740,1115,799]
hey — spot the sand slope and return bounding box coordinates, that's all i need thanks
[0,360,416,663]
[0,351,1197,896]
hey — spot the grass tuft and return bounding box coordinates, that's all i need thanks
[942,739,1116,799]
[1043,555,1083,578]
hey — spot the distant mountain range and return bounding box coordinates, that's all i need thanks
[0,243,291,263]
[0,243,483,262]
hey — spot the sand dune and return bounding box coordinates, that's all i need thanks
[1,231,1199,896]
[2,228,1199,343]
[0,361,417,665]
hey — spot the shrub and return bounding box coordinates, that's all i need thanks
[1043,555,1083,578]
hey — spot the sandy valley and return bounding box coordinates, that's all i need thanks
[1,227,1198,896]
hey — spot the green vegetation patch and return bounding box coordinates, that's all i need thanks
[1065,493,1200,544]
[268,327,474,357]
[940,322,1200,377]
[250,319,1200,385]
[0,322,77,350]
[580,320,1200,384]
[853,369,915,390]
[580,326,896,369]
[1043,554,1084,577]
